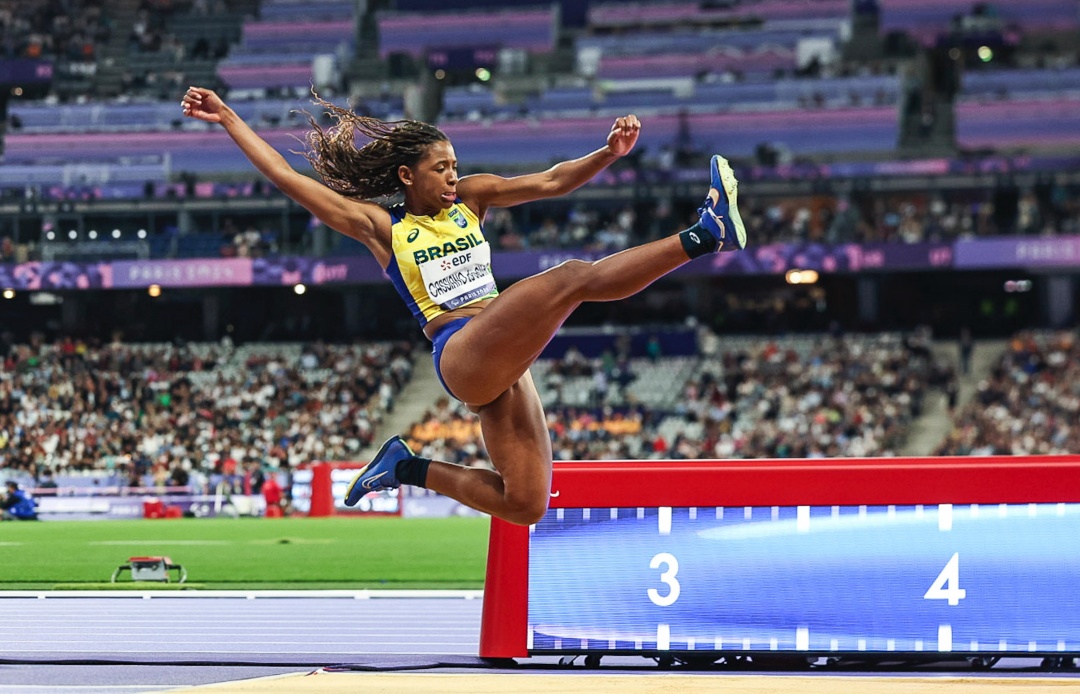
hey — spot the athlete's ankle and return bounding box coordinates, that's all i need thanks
[395,455,431,487]
[679,222,719,259]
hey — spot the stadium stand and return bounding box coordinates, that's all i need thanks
[0,336,419,491]
[5,0,1078,188]
[935,330,1080,456]
[0,0,1075,357]
[216,13,355,94]
[0,0,1076,535]
[878,0,1078,46]
[0,0,105,61]
[403,331,949,463]
[376,6,557,59]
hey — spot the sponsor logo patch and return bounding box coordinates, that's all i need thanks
[448,208,468,229]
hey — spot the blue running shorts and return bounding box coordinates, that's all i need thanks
[431,316,471,400]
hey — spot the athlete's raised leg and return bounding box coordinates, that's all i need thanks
[441,154,744,406]
[440,237,686,405]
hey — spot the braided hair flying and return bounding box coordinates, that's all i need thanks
[298,95,449,201]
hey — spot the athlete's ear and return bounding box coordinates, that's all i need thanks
[398,165,414,187]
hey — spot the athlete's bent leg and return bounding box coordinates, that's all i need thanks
[422,372,552,526]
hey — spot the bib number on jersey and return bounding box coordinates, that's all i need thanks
[418,243,496,311]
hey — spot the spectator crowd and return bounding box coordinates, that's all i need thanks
[476,181,1080,254]
[935,330,1080,456]
[2,327,1077,507]
[402,332,950,465]
[0,334,417,495]
[0,0,106,62]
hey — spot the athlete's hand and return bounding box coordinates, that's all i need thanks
[606,114,641,157]
[181,86,226,124]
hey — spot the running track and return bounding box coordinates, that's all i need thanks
[0,591,483,664]
[0,591,488,693]
[0,591,1076,693]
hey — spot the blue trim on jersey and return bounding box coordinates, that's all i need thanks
[384,203,422,325]
[385,256,426,327]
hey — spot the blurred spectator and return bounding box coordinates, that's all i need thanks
[1,480,38,520]
[0,337,419,489]
[0,0,104,62]
[261,470,283,516]
[405,333,941,462]
[936,330,1080,456]
[958,326,974,375]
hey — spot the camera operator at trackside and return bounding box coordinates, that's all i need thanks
[1,481,39,521]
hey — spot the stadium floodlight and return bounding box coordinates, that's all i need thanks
[785,269,819,285]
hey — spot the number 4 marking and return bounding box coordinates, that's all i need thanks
[924,552,966,606]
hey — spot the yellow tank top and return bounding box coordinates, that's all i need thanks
[384,201,499,327]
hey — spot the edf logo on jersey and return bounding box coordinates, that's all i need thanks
[440,252,473,271]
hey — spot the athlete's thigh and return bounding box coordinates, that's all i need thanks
[476,371,552,503]
[441,262,584,405]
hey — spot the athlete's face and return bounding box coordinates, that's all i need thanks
[399,140,458,216]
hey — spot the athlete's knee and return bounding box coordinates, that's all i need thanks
[504,489,549,526]
[548,258,593,302]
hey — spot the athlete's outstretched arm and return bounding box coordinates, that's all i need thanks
[457,114,640,214]
[180,87,392,264]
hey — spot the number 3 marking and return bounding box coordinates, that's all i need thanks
[924,552,966,606]
[648,552,681,607]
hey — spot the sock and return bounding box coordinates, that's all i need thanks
[396,456,432,488]
[679,222,719,259]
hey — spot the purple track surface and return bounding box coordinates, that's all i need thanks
[1,593,1077,693]
[0,594,482,664]
[0,593,485,693]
